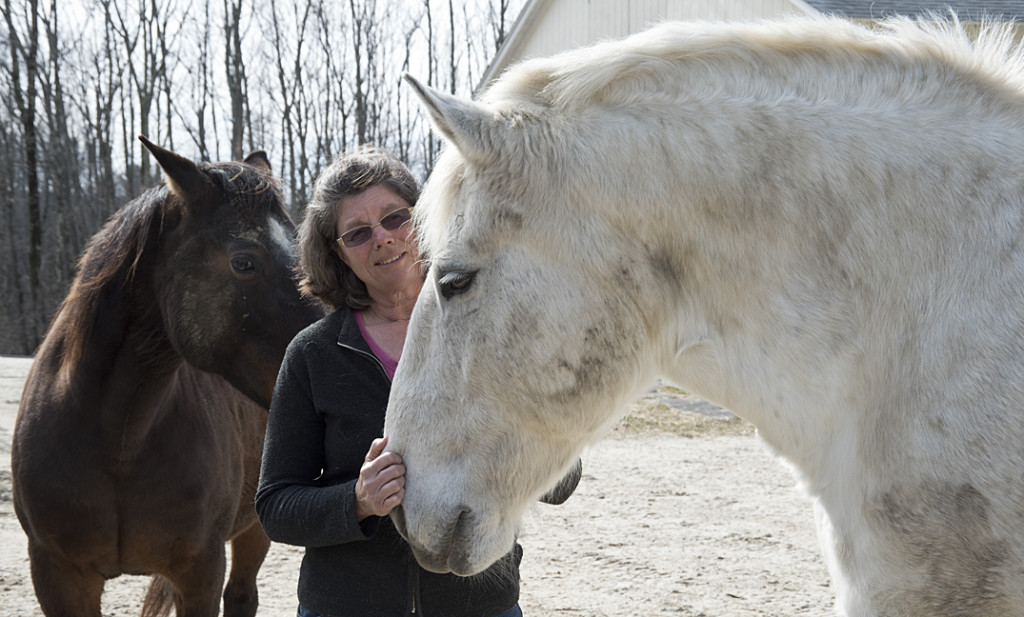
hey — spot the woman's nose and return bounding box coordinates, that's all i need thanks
[371,224,395,248]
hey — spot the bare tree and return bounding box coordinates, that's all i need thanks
[267,0,314,211]
[4,0,43,344]
[175,1,212,159]
[0,106,30,352]
[395,13,423,165]
[0,0,529,353]
[38,0,81,297]
[311,0,342,170]
[489,0,513,53]
[348,0,371,145]
[448,0,457,94]
[109,0,178,187]
[78,0,123,222]
[157,1,177,151]
[224,0,248,160]
[422,0,437,163]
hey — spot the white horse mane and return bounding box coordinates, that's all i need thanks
[486,16,1024,112]
[415,16,1024,261]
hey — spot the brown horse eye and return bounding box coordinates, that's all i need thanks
[230,255,256,275]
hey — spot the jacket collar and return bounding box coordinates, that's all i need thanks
[334,307,392,383]
[335,307,373,354]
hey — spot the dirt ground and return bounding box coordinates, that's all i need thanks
[0,354,835,617]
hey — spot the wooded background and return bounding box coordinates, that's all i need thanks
[1,0,524,355]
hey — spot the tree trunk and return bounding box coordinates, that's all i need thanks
[224,0,247,160]
[5,0,44,343]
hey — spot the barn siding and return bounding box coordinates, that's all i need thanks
[510,0,812,65]
[479,0,1019,92]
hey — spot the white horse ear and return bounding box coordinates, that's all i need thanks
[403,73,496,165]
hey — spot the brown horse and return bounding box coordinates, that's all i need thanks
[11,137,321,617]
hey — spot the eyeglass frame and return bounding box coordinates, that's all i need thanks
[335,207,414,249]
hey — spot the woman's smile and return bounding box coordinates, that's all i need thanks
[376,251,406,266]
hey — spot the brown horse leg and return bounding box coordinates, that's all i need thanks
[223,521,272,617]
[26,541,105,617]
[161,542,226,617]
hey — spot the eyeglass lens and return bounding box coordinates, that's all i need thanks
[340,208,412,247]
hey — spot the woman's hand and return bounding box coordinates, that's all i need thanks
[355,436,406,520]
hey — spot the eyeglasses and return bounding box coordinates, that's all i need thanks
[336,207,413,248]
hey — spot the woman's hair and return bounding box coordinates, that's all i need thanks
[297,145,421,311]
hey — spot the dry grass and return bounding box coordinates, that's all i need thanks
[612,387,754,438]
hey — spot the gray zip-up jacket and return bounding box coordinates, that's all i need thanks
[256,308,580,617]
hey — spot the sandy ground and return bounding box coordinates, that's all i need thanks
[0,354,835,617]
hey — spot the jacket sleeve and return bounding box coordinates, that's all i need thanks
[539,457,582,505]
[255,339,375,547]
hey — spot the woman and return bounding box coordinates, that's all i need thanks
[255,146,580,617]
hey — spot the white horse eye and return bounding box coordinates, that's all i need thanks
[438,270,476,299]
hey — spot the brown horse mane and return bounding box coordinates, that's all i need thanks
[54,161,284,378]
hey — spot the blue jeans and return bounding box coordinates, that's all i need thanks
[494,605,523,617]
[297,603,523,617]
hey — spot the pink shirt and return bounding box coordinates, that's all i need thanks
[354,311,399,380]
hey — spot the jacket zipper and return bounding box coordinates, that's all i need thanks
[337,342,392,383]
[408,560,421,615]
[339,339,411,613]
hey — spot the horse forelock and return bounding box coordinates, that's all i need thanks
[483,16,1024,117]
[415,101,591,267]
[414,148,466,266]
[203,161,288,223]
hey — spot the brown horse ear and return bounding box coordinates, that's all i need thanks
[138,135,212,201]
[244,150,272,172]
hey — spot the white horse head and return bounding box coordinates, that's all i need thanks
[386,16,1024,616]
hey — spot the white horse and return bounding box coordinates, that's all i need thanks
[385,15,1024,616]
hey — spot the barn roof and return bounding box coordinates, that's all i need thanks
[804,0,1024,20]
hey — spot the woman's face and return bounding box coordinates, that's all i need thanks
[334,184,421,302]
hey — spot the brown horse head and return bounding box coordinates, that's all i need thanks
[136,136,321,407]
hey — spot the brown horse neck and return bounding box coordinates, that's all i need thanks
[31,284,187,455]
